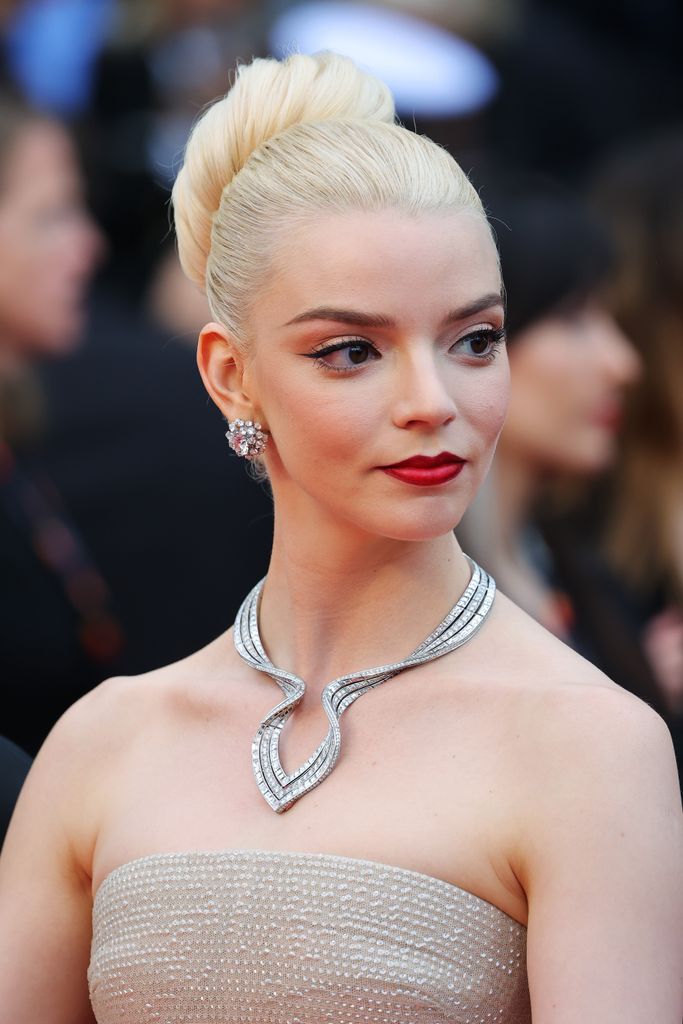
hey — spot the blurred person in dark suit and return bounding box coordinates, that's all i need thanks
[481,0,683,182]
[0,92,120,756]
[36,254,274,677]
[77,0,264,305]
[0,734,30,848]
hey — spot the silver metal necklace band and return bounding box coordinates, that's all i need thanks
[233,555,496,813]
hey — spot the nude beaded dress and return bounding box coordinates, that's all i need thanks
[88,847,531,1024]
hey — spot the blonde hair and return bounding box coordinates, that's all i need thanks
[171,51,487,346]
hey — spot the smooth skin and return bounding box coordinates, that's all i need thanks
[468,302,642,635]
[500,303,641,476]
[0,119,103,363]
[0,210,681,1023]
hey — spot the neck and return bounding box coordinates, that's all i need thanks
[0,335,27,376]
[491,444,543,557]
[475,448,570,631]
[253,501,470,699]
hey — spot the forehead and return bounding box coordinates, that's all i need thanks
[260,209,501,328]
[0,122,79,205]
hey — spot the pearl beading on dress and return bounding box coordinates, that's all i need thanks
[88,848,531,1024]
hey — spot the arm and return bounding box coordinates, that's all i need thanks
[519,687,683,1023]
[0,698,102,1023]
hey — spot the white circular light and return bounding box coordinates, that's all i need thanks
[268,1,498,117]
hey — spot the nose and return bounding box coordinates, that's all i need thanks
[76,213,106,276]
[593,310,641,387]
[63,206,106,282]
[390,347,457,430]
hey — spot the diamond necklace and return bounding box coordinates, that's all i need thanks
[233,555,496,813]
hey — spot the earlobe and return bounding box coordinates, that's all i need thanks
[196,321,249,421]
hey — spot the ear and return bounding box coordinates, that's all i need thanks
[197,321,263,425]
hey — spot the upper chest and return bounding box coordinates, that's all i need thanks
[92,660,531,925]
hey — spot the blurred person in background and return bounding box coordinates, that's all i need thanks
[1,0,274,682]
[1,0,266,302]
[590,133,683,758]
[481,0,683,182]
[35,226,274,678]
[79,0,265,304]
[0,93,122,757]
[457,183,676,736]
[0,733,30,847]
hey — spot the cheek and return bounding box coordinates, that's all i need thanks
[461,363,510,450]
[0,226,52,311]
[507,345,577,430]
[260,369,378,483]
[0,243,43,338]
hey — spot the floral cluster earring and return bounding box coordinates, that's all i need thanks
[225,418,269,460]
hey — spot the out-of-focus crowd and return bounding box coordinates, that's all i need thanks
[1,0,682,840]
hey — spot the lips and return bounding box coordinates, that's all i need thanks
[591,405,623,431]
[381,451,465,487]
[387,452,462,469]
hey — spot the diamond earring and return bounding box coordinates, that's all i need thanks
[225,419,269,460]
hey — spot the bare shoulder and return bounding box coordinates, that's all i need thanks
[491,585,671,729]
[485,590,682,875]
[481,588,681,821]
[482,599,683,1019]
[56,630,232,748]
[27,634,233,840]
[0,641,231,1024]
[484,588,621,694]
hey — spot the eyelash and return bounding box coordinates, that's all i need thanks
[305,327,507,375]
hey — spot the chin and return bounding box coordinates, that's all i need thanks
[558,436,619,477]
[31,328,84,359]
[363,504,465,543]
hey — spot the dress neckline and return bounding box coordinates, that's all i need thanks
[93,846,526,930]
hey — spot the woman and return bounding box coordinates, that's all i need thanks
[0,94,122,757]
[0,53,681,1023]
[591,134,683,716]
[457,185,673,720]
[589,133,683,795]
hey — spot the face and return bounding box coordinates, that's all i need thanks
[499,303,641,475]
[208,209,508,543]
[0,120,104,360]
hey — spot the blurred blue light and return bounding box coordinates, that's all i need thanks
[5,0,114,116]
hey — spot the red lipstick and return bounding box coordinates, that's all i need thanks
[591,404,623,431]
[381,452,465,487]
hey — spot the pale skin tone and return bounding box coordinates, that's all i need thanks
[0,119,103,369]
[0,210,681,1023]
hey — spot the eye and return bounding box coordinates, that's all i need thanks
[452,327,506,362]
[304,337,381,373]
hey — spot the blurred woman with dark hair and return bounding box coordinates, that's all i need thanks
[591,132,683,744]
[0,93,121,757]
[458,182,674,728]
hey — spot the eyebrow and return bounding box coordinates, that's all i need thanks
[282,292,504,330]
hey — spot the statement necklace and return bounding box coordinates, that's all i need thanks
[233,555,495,813]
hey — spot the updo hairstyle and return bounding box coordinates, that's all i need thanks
[171,51,487,347]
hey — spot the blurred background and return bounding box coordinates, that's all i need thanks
[0,0,681,815]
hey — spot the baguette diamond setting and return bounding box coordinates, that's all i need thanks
[233,555,496,812]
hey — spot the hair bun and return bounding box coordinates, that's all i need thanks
[172,51,395,289]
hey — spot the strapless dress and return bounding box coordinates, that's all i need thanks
[88,848,530,1023]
